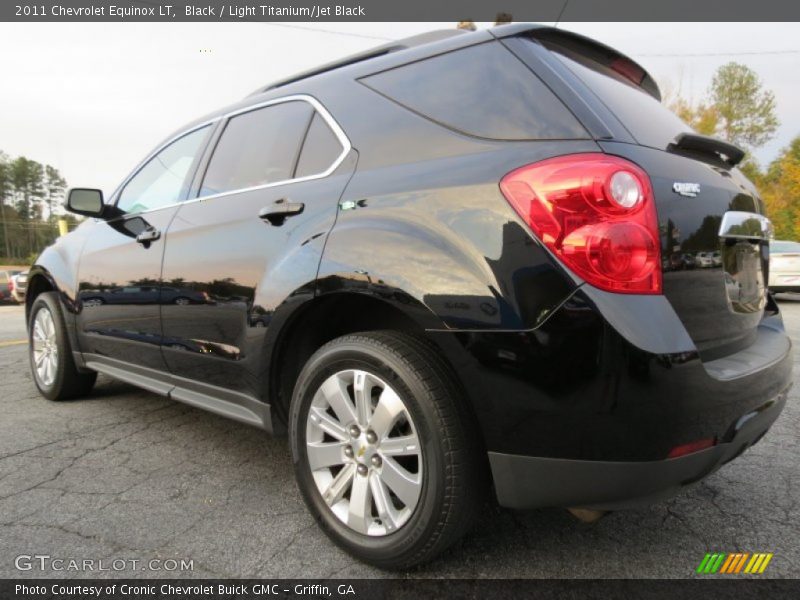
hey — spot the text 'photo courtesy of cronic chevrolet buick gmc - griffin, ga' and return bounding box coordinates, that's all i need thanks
[24,24,791,568]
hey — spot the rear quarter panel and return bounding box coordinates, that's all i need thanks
[316,100,600,331]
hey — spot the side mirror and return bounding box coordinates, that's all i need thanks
[65,188,104,218]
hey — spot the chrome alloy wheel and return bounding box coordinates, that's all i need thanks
[32,307,58,387]
[306,369,423,536]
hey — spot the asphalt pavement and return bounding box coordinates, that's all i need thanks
[0,300,798,578]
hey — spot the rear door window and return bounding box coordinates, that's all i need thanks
[294,112,345,179]
[361,41,588,141]
[200,101,313,197]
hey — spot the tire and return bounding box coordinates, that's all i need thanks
[289,331,485,569]
[29,291,97,401]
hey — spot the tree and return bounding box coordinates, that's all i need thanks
[0,151,69,261]
[709,62,778,149]
[667,95,719,137]
[10,157,45,255]
[43,165,67,220]
[664,62,778,152]
[760,136,800,240]
[0,152,11,257]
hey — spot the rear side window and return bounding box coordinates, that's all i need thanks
[536,38,691,150]
[295,112,344,179]
[361,42,587,141]
[200,101,313,197]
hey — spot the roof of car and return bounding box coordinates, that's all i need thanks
[252,23,558,95]
[258,29,469,93]
[151,23,661,168]
[253,23,660,100]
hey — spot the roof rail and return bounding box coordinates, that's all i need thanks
[254,29,466,94]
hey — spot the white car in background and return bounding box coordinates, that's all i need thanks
[769,240,800,293]
[695,252,715,268]
[10,271,28,303]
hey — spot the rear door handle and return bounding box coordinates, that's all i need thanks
[259,199,305,225]
[136,227,161,246]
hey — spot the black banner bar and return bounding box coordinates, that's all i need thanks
[4,579,800,600]
[4,0,800,22]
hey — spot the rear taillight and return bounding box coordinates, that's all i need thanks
[500,153,662,294]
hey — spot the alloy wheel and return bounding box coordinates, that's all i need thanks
[305,369,422,536]
[32,307,58,387]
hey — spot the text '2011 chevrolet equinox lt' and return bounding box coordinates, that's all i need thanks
[26,24,792,568]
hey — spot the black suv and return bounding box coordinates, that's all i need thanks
[26,25,791,568]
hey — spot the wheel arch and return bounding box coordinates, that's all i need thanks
[25,266,58,323]
[267,289,484,452]
[25,262,85,367]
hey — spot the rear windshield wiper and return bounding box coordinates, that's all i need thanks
[667,133,745,168]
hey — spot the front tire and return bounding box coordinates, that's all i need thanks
[289,331,484,569]
[29,292,97,401]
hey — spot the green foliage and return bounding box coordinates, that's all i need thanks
[759,136,800,241]
[0,150,69,260]
[665,62,778,152]
[710,63,779,150]
[668,96,719,136]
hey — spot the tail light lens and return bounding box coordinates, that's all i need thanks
[500,153,661,294]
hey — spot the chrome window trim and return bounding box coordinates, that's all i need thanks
[109,94,351,217]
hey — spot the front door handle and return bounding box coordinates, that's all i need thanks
[259,199,305,226]
[136,227,161,246]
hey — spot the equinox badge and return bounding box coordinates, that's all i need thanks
[673,182,701,197]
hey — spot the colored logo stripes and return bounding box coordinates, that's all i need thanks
[696,552,773,574]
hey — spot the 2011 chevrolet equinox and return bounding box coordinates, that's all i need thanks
[26,24,792,568]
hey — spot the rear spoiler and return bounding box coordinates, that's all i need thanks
[668,133,746,168]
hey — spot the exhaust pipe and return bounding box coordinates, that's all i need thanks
[567,508,607,523]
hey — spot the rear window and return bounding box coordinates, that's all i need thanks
[536,38,691,150]
[772,241,800,253]
[360,41,588,141]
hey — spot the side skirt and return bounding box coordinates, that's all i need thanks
[81,353,273,432]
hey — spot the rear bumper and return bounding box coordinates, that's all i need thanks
[431,282,792,509]
[490,389,788,510]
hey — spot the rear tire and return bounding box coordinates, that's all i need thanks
[29,292,97,401]
[289,330,485,569]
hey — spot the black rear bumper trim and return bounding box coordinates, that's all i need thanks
[489,389,788,510]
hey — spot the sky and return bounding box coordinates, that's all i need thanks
[0,21,798,196]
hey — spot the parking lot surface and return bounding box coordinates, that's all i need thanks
[0,300,798,578]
